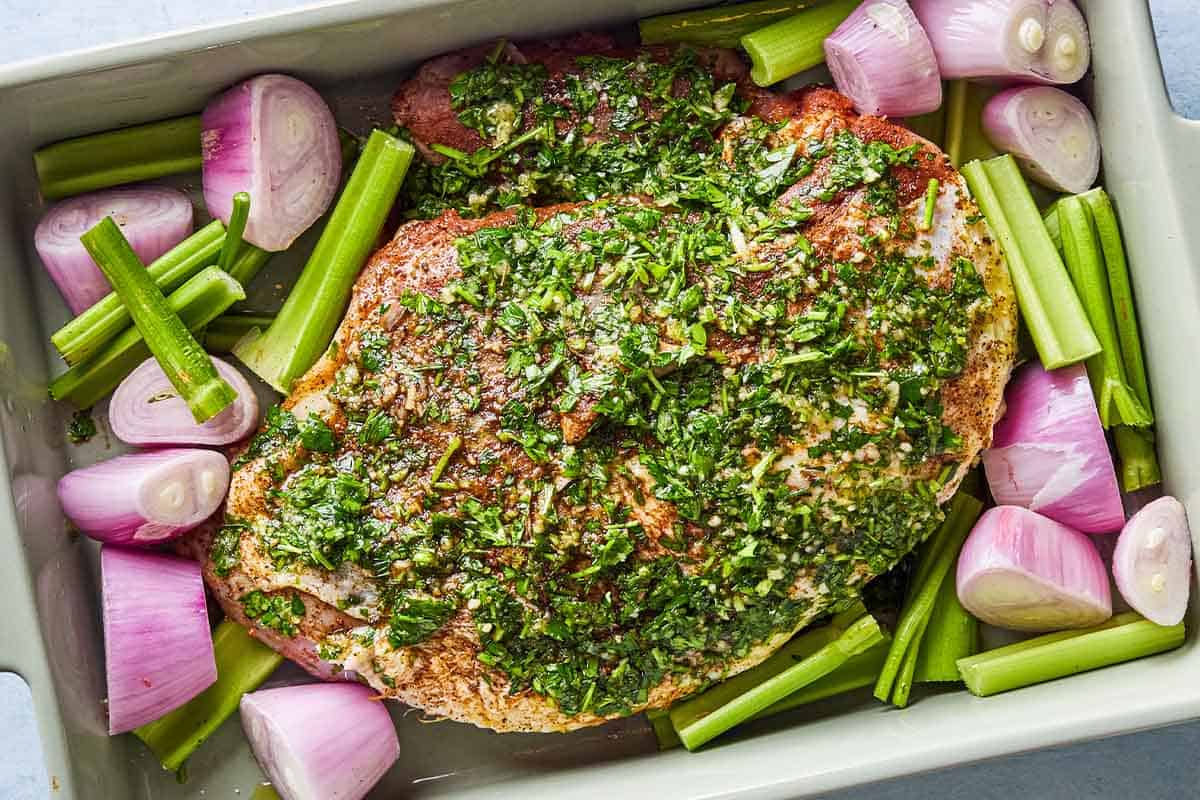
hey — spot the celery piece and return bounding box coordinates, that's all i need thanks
[914,575,978,683]
[1058,197,1152,427]
[646,708,681,751]
[740,0,860,87]
[1081,188,1153,413]
[944,81,998,169]
[34,114,202,200]
[957,613,1184,697]
[252,786,283,800]
[1042,199,1062,252]
[875,492,983,705]
[1114,426,1162,492]
[920,178,939,231]
[891,611,930,708]
[135,620,283,771]
[962,156,1100,369]
[234,130,414,393]
[49,266,244,409]
[904,96,947,149]
[51,220,226,366]
[80,218,236,421]
[676,614,884,750]
[227,244,273,289]
[752,640,887,719]
[639,0,828,48]
[218,192,251,274]
[669,601,867,736]
[204,312,275,354]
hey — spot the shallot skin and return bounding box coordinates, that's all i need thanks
[982,362,1124,533]
[102,546,216,733]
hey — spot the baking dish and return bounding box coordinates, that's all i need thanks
[1,1,1197,797]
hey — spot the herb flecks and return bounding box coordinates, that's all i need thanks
[241,49,988,719]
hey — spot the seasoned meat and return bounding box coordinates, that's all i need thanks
[194,40,1017,733]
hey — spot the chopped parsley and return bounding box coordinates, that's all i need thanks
[66,409,97,444]
[240,590,305,637]
[237,47,992,718]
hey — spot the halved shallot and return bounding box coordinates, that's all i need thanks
[110,356,258,446]
[912,0,1090,85]
[35,186,193,313]
[957,505,1112,632]
[1113,496,1193,626]
[102,546,216,733]
[982,362,1124,533]
[240,683,399,800]
[202,74,341,252]
[982,85,1099,193]
[57,449,229,545]
[824,0,942,116]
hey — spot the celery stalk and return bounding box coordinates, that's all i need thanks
[252,787,283,800]
[1057,197,1152,428]
[740,0,860,87]
[1114,426,1162,492]
[51,220,226,366]
[1081,188,1153,413]
[1043,200,1062,252]
[639,0,829,48]
[234,129,414,393]
[957,613,1184,697]
[914,576,978,683]
[49,266,244,408]
[962,156,1100,369]
[218,192,251,274]
[668,601,867,735]
[34,115,202,200]
[752,640,887,719]
[875,492,983,704]
[646,708,681,751]
[891,612,930,708]
[675,614,884,750]
[80,218,236,421]
[943,81,998,169]
[227,244,273,289]
[904,96,947,149]
[135,620,283,771]
[203,312,276,354]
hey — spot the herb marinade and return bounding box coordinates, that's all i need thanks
[222,48,990,718]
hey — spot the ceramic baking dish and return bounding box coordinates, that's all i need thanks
[1,1,1197,797]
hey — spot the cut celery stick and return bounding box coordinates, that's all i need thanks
[668,601,867,735]
[1043,199,1062,251]
[227,244,272,289]
[51,220,226,366]
[204,313,275,354]
[875,492,983,705]
[957,613,1184,697]
[1058,196,1152,428]
[962,156,1100,369]
[234,129,413,393]
[1114,426,1162,492]
[49,266,244,408]
[1081,188,1153,413]
[218,192,251,274]
[740,0,860,87]
[639,0,828,48]
[35,115,202,200]
[752,640,887,719]
[80,218,235,421]
[676,614,884,750]
[135,620,282,771]
[905,96,947,149]
[914,575,978,683]
[646,708,681,751]
[944,81,999,169]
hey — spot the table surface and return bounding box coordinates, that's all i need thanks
[1,1,1196,798]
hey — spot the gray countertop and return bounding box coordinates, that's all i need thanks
[1,1,1196,798]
